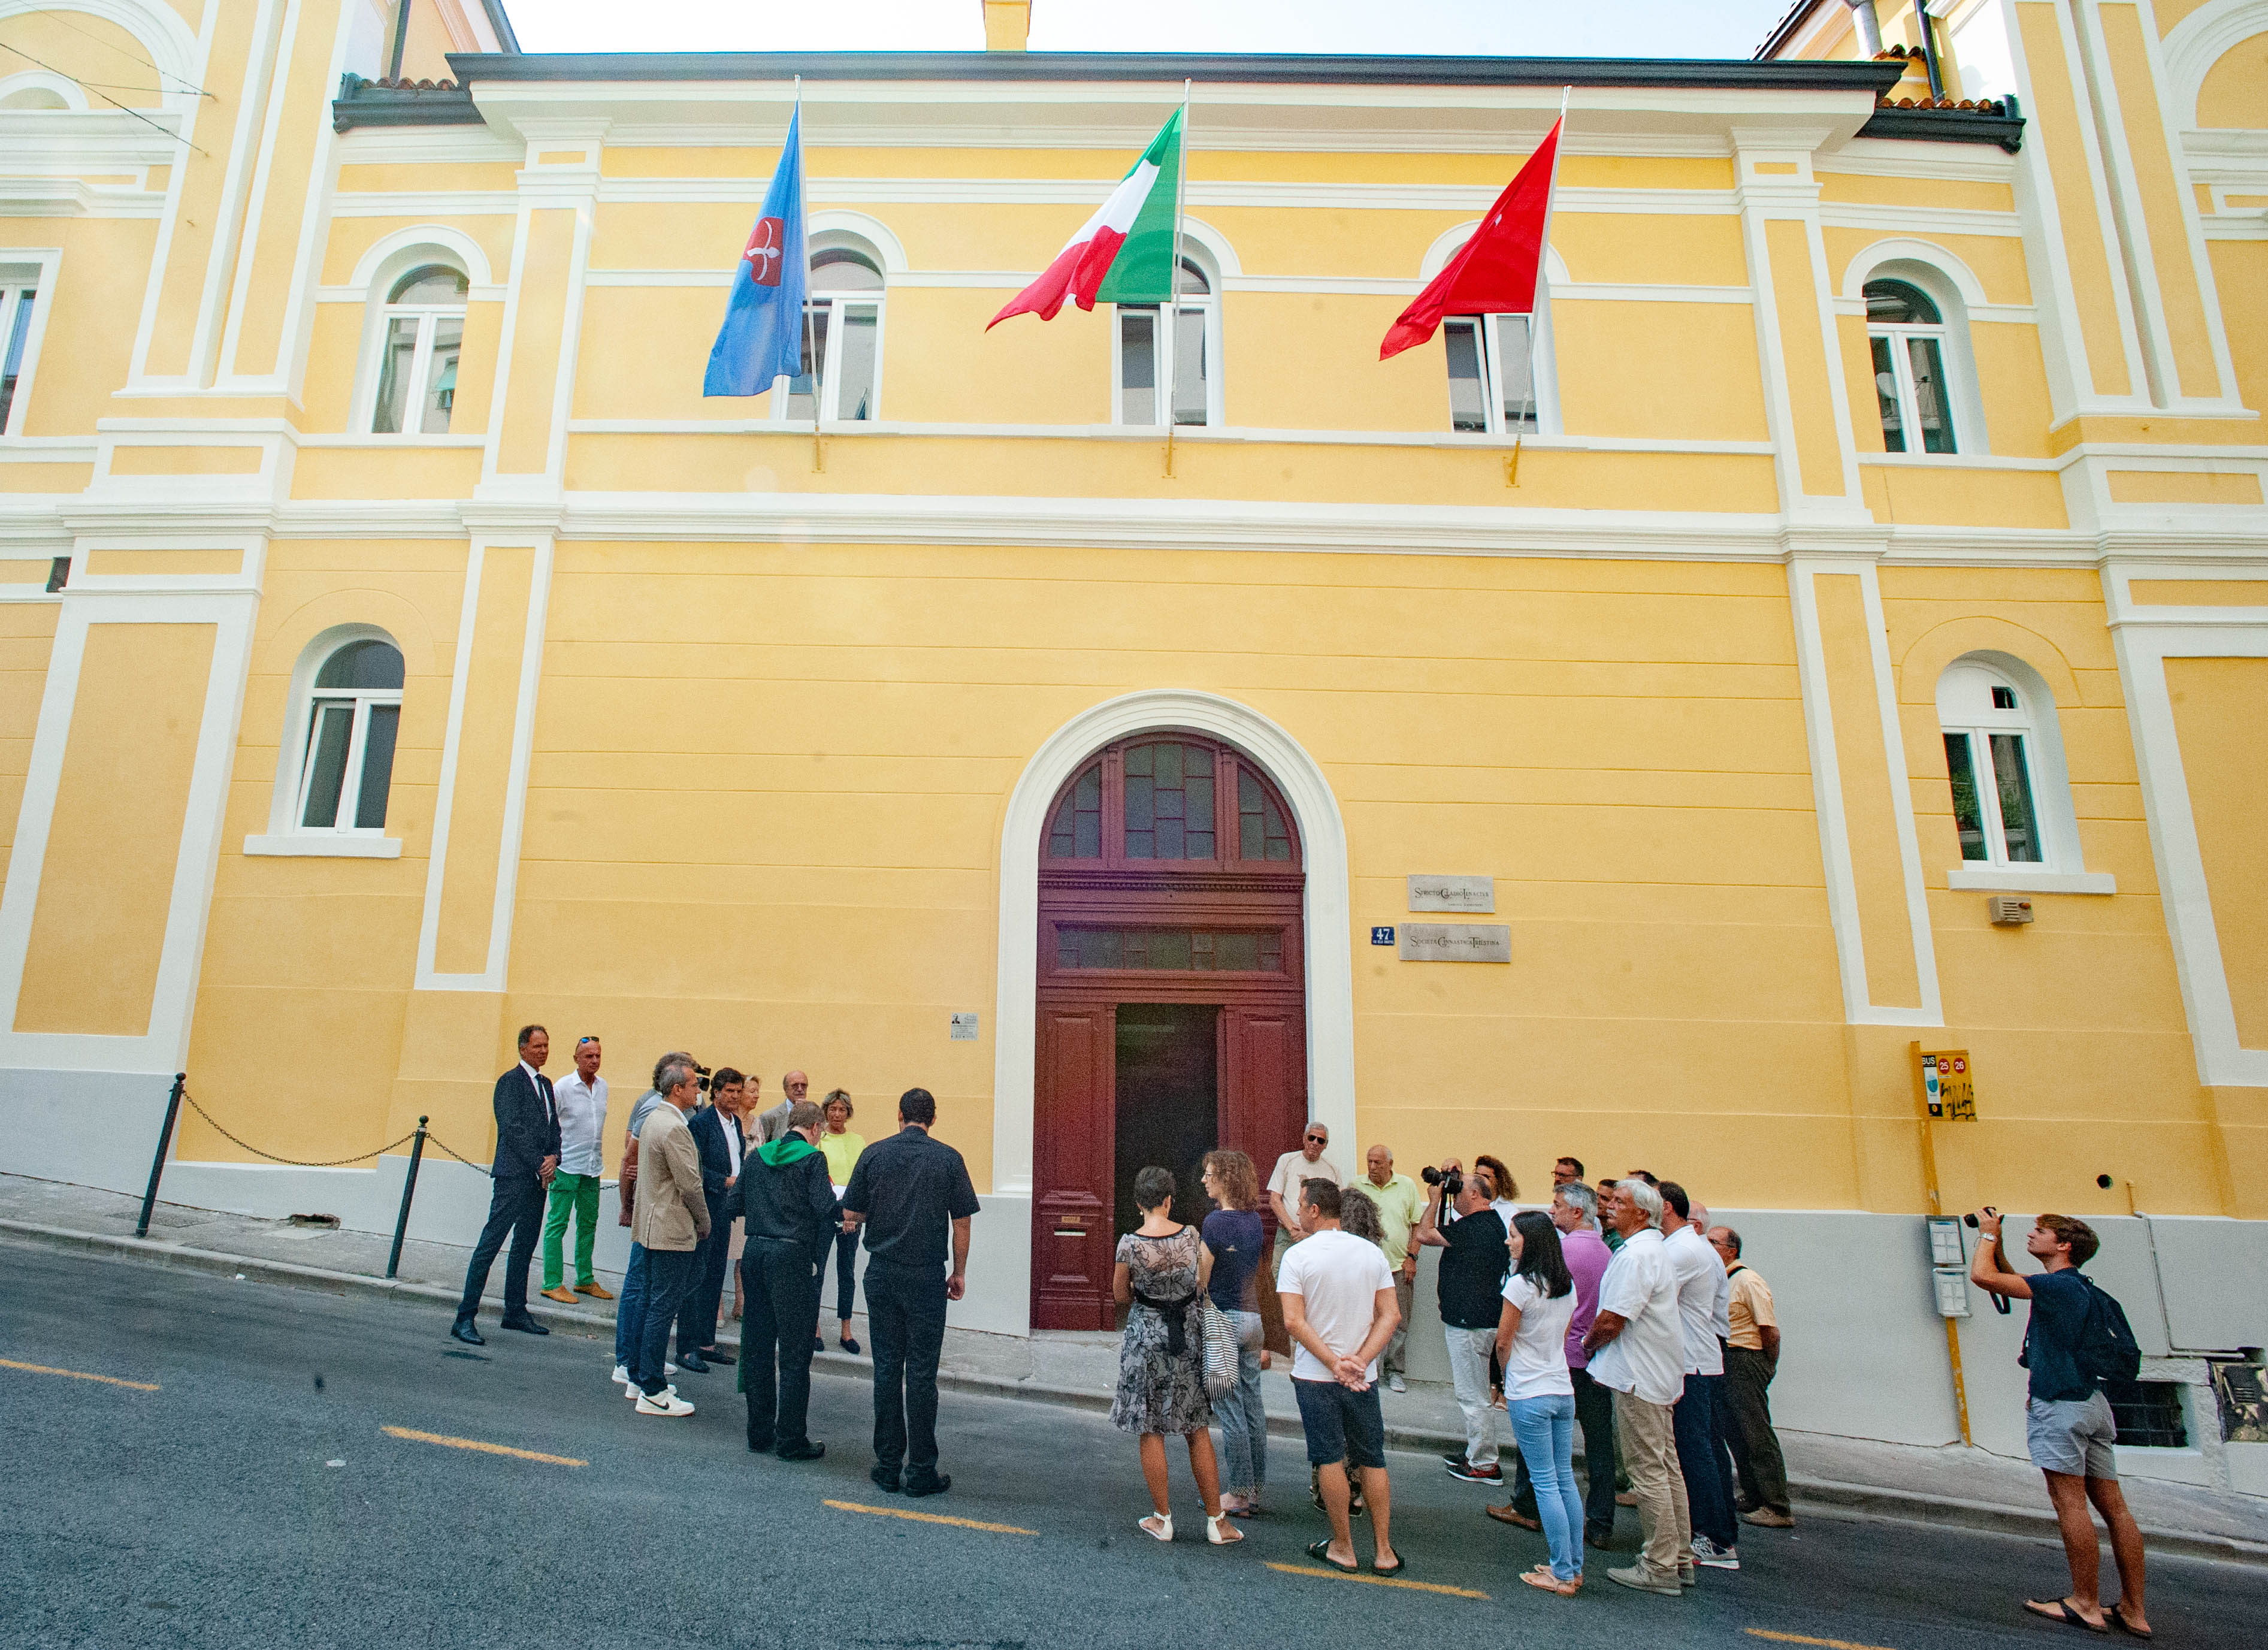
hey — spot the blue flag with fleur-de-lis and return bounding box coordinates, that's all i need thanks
[703,103,807,397]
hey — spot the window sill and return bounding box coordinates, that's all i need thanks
[243,833,403,859]
[1945,867,2116,895]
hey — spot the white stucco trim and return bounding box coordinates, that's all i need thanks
[988,690,1354,1198]
[2161,0,2268,131]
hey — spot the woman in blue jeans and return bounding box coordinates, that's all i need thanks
[1199,1150,1269,1516]
[1496,1209,1584,1594]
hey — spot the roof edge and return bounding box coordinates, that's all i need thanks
[443,49,1907,93]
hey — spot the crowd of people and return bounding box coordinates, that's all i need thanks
[444,1026,2151,1624]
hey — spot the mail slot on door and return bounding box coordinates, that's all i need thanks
[1053,1216,1087,1237]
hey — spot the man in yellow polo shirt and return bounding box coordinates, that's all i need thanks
[1345,1144,1426,1394]
[1708,1225,1792,1528]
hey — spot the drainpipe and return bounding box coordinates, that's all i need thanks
[1844,0,1885,58]
[388,0,412,81]
[1917,3,1948,99]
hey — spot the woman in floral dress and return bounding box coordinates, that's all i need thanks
[1111,1165,1242,1546]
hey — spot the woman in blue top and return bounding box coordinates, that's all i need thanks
[1199,1149,1271,1518]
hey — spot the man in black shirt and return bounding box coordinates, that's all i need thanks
[842,1087,981,1497]
[1413,1164,1509,1484]
[736,1099,840,1461]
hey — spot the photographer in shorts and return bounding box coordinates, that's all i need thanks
[1968,1210,2149,1637]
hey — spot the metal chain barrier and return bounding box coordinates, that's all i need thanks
[178,1087,427,1168]
[135,1074,495,1279]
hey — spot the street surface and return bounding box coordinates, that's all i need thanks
[2,1240,2262,1649]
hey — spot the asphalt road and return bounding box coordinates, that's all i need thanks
[2,1241,2261,1650]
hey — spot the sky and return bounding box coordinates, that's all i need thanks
[506,1,1802,61]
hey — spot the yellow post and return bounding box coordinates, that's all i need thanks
[1912,1040,1974,1446]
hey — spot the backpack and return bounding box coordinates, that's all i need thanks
[2073,1277,2143,1387]
[2021,1273,2142,1389]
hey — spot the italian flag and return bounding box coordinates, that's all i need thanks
[990,108,1184,328]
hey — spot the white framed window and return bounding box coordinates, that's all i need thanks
[1444,313,1541,436]
[1939,662,2040,866]
[1114,257,1218,428]
[294,637,404,835]
[1867,278,1958,455]
[367,265,466,435]
[1,276,45,436]
[776,245,884,422]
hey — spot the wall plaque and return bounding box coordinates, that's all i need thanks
[1397,923,1511,963]
[1407,875,1495,913]
[949,1013,979,1041]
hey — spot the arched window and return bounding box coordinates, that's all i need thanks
[1867,278,1958,455]
[368,264,467,434]
[784,241,885,422]
[1044,733,1299,869]
[1114,257,1218,428]
[1937,659,2048,866]
[295,637,404,833]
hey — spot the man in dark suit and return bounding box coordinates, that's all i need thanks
[737,1098,839,1459]
[677,1069,746,1374]
[451,1025,561,1344]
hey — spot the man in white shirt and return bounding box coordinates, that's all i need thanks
[1662,1182,1740,1570]
[1266,1122,1345,1270]
[1278,1179,1402,1578]
[1583,1178,1691,1596]
[540,1036,612,1304]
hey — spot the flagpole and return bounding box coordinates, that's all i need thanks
[1510,87,1570,489]
[794,77,824,473]
[1163,80,1191,480]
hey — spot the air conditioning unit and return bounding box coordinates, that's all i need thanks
[1987,895,2034,926]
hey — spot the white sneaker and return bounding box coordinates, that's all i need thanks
[611,1364,631,1385]
[1691,1536,1740,1570]
[628,1381,676,1403]
[636,1389,695,1417]
[1387,1373,1407,1393]
[666,1361,678,1374]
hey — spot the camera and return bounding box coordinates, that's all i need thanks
[693,1062,713,1095]
[1422,1165,1463,1199]
[1962,1204,1996,1229]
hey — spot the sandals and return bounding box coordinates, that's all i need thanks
[1138,1513,1173,1542]
[1524,1563,1581,1597]
[2025,1600,2110,1635]
[1305,1538,1360,1575]
[1371,1555,1408,1578]
[2110,1606,2152,1640]
[1205,1513,1244,1546]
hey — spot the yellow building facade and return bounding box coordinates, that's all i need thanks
[1,0,2264,1480]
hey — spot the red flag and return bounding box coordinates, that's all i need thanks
[1380,117,1562,361]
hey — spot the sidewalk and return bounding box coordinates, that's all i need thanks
[5,1168,2264,1565]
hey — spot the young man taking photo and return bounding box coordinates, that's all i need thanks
[1968,1210,2149,1638]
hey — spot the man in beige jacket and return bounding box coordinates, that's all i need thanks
[629,1056,710,1416]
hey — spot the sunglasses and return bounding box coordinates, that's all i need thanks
[1304,1133,1326,1143]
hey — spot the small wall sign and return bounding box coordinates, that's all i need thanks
[1369,926,1396,946]
[1407,875,1495,913]
[1916,1048,1976,1120]
[1398,923,1512,963]
[949,1013,979,1041]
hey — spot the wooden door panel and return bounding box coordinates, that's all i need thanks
[1032,1004,1115,1329]
[1221,1006,1307,1231]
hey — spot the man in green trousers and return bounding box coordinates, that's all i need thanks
[540,1036,614,1303]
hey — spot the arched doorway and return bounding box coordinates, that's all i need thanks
[1030,732,1307,1329]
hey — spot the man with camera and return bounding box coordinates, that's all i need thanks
[1413,1159,1508,1484]
[1969,1210,2150,1637]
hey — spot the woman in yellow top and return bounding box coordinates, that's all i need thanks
[819,1089,867,1354]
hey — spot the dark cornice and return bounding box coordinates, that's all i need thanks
[333,73,482,132]
[1858,104,2025,152]
[442,49,1908,95]
[478,0,521,55]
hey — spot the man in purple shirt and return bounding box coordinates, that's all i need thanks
[1492,1180,1618,1546]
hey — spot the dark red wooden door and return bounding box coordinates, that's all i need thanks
[1029,732,1308,1332]
[1033,1004,1116,1329]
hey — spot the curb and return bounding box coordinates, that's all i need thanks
[7,1216,2264,1569]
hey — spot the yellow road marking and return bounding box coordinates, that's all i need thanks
[822,1498,1037,1536]
[1747,1630,1903,1650]
[1266,1561,1489,1600]
[0,1356,160,1392]
[380,1425,586,1467]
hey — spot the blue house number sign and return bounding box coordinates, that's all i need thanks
[1370,926,1396,946]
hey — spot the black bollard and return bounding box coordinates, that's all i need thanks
[134,1074,188,1239]
[385,1117,428,1280]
